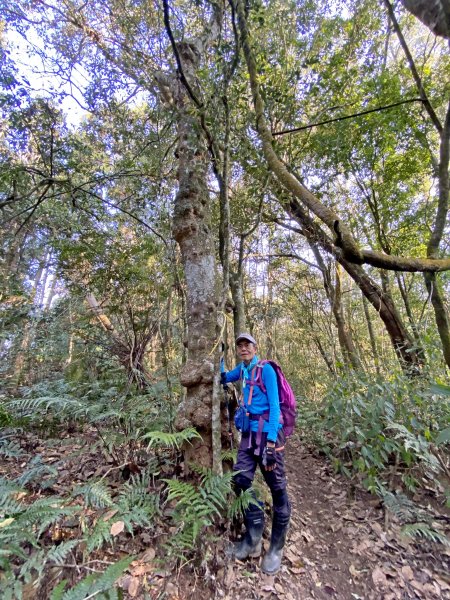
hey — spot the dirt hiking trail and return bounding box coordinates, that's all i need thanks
[211,438,450,600]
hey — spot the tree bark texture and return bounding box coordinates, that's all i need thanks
[171,42,218,468]
[362,295,381,375]
[424,273,450,368]
[385,0,450,367]
[230,270,246,337]
[425,102,450,368]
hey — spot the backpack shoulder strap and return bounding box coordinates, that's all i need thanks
[254,360,269,393]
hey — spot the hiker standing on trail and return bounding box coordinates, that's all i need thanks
[221,333,291,575]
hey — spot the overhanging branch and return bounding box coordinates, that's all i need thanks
[235,0,450,274]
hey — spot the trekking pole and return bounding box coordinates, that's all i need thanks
[221,342,233,450]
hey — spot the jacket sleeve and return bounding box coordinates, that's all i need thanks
[223,364,241,383]
[262,364,280,442]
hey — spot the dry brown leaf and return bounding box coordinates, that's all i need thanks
[423,583,440,597]
[165,581,179,598]
[102,509,118,522]
[289,567,305,575]
[343,513,358,521]
[355,538,373,553]
[131,564,153,577]
[435,577,450,591]
[410,579,425,593]
[285,548,300,563]
[142,547,156,562]
[311,570,320,584]
[261,574,275,591]
[371,522,383,535]
[224,565,235,588]
[290,531,303,542]
[110,520,125,536]
[401,565,414,581]
[371,566,387,587]
[128,577,140,598]
[301,529,315,543]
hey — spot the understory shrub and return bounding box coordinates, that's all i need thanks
[298,371,450,497]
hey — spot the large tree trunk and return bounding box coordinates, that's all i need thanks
[171,42,218,468]
[230,270,246,337]
[362,295,381,375]
[400,0,450,39]
[395,272,422,347]
[424,103,450,369]
[424,273,450,367]
[341,259,421,371]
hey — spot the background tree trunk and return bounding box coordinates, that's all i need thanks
[284,197,424,371]
[310,244,363,370]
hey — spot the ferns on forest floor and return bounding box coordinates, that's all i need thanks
[0,377,183,472]
[377,483,450,547]
[163,466,257,560]
[49,556,134,600]
[144,427,201,450]
[0,458,161,599]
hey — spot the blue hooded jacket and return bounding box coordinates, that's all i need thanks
[223,356,281,442]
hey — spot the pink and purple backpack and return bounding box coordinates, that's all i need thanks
[254,360,297,436]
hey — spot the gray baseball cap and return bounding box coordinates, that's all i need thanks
[235,332,257,345]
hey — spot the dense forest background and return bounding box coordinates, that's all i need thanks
[0,0,449,598]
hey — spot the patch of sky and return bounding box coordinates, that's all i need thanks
[6,25,149,129]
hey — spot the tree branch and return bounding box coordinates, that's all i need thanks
[235,0,450,273]
[383,0,443,133]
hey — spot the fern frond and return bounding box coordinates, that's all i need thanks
[0,434,25,458]
[0,476,25,498]
[118,470,160,518]
[85,519,112,553]
[378,486,417,523]
[17,455,58,488]
[0,404,13,427]
[164,479,199,505]
[60,555,134,600]
[143,427,201,450]
[227,488,260,520]
[387,422,441,473]
[50,579,69,600]
[74,481,114,509]
[46,540,80,566]
[221,449,237,462]
[402,522,450,547]
[7,396,85,418]
[120,506,153,533]
[87,409,122,424]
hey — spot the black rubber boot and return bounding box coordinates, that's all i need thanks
[232,506,265,560]
[261,512,290,574]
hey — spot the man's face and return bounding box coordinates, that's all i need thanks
[236,340,257,365]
